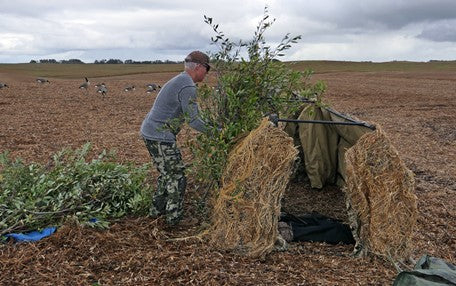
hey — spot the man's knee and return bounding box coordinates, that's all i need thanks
[166,175,186,199]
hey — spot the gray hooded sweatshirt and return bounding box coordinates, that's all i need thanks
[140,72,207,143]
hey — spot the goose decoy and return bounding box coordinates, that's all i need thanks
[146,83,161,93]
[79,77,90,95]
[146,83,161,90]
[97,83,107,97]
[0,83,9,89]
[124,85,135,92]
[79,77,90,89]
[36,78,50,84]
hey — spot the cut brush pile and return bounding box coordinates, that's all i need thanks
[208,118,298,258]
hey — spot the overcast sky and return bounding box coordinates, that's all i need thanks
[1,0,456,63]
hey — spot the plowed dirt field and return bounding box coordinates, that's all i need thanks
[0,68,454,285]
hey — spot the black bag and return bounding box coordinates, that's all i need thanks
[279,213,355,245]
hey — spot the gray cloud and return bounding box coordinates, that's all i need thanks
[270,0,456,30]
[418,20,456,42]
[1,0,456,63]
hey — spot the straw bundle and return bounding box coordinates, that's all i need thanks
[344,126,417,260]
[209,118,298,258]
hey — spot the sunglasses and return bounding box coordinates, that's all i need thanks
[185,58,211,72]
[201,63,210,72]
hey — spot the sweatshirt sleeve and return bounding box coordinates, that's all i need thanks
[178,86,208,133]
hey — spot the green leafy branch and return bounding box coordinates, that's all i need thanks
[0,143,153,236]
[189,7,328,196]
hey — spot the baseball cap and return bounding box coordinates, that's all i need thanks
[185,51,211,72]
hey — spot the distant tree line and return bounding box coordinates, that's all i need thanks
[30,58,182,64]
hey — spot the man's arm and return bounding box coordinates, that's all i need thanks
[178,86,208,133]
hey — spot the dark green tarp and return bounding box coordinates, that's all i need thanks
[393,255,456,286]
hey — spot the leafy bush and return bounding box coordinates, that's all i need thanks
[0,143,153,236]
[188,8,326,192]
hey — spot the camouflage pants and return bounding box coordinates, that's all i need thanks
[143,139,187,225]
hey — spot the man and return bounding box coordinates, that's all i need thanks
[140,51,211,226]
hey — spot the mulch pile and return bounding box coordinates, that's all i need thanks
[0,217,396,285]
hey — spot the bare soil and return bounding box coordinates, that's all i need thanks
[0,70,455,285]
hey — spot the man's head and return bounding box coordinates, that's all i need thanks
[184,51,210,83]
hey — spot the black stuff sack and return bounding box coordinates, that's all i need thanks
[279,213,355,245]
